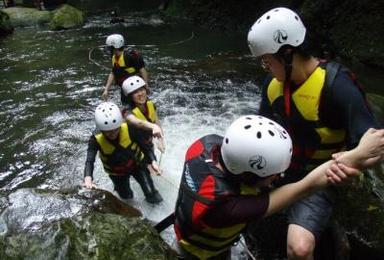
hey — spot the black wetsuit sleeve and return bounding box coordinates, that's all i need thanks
[203,193,270,227]
[130,126,156,163]
[326,71,379,148]
[258,76,274,118]
[84,135,98,179]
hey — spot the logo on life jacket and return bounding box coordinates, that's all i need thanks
[273,30,288,44]
[184,164,197,192]
[249,155,266,171]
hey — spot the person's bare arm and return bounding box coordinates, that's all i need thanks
[125,114,163,138]
[139,68,149,88]
[102,72,115,100]
[265,128,384,217]
[154,111,165,153]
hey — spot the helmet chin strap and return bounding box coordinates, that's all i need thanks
[282,48,294,82]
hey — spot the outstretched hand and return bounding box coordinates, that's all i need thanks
[156,137,166,153]
[335,128,384,169]
[327,128,384,184]
[325,162,360,185]
[82,176,98,189]
[101,89,108,101]
[152,123,163,139]
[352,128,384,168]
[149,161,162,175]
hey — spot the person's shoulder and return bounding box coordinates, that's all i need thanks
[126,49,142,58]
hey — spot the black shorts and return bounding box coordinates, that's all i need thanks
[287,188,335,241]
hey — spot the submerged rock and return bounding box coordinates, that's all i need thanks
[49,4,84,30]
[0,10,14,37]
[0,188,176,259]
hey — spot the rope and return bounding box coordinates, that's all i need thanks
[88,46,110,70]
[156,152,179,190]
[239,236,257,260]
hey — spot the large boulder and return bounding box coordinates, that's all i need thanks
[0,188,176,259]
[49,4,84,30]
[1,6,51,27]
[0,10,14,37]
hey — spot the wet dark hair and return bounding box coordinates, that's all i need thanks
[273,43,312,61]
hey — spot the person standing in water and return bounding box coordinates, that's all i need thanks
[121,75,165,157]
[102,34,149,105]
[82,102,163,204]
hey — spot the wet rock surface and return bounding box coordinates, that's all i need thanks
[0,188,176,259]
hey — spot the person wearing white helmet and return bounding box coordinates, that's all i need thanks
[121,75,165,155]
[248,7,379,259]
[102,34,149,105]
[82,102,163,204]
[172,115,384,259]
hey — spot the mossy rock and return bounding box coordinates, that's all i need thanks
[0,213,176,259]
[49,4,84,30]
[1,7,51,27]
[367,93,384,125]
[0,10,14,37]
[0,188,176,259]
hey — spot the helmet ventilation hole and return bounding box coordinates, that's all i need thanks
[113,119,116,123]
[257,132,262,138]
[225,138,229,144]
[268,130,275,136]
[244,125,251,129]
[245,117,252,120]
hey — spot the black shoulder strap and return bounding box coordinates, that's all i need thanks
[320,62,342,112]
[325,62,342,90]
[180,182,218,206]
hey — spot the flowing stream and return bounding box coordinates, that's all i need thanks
[1,1,383,254]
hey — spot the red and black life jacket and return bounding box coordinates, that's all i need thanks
[174,134,247,259]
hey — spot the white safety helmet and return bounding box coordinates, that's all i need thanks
[105,34,125,49]
[221,115,292,177]
[94,102,123,131]
[247,7,306,57]
[122,75,146,96]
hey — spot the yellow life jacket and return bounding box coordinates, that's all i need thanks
[112,51,137,86]
[267,66,346,169]
[131,100,157,123]
[95,123,144,175]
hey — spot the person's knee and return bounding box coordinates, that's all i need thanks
[287,236,315,260]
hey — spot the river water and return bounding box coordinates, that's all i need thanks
[0,3,261,231]
[0,2,383,255]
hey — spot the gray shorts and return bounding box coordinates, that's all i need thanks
[287,188,335,241]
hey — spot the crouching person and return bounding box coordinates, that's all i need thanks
[174,115,384,259]
[82,102,163,204]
